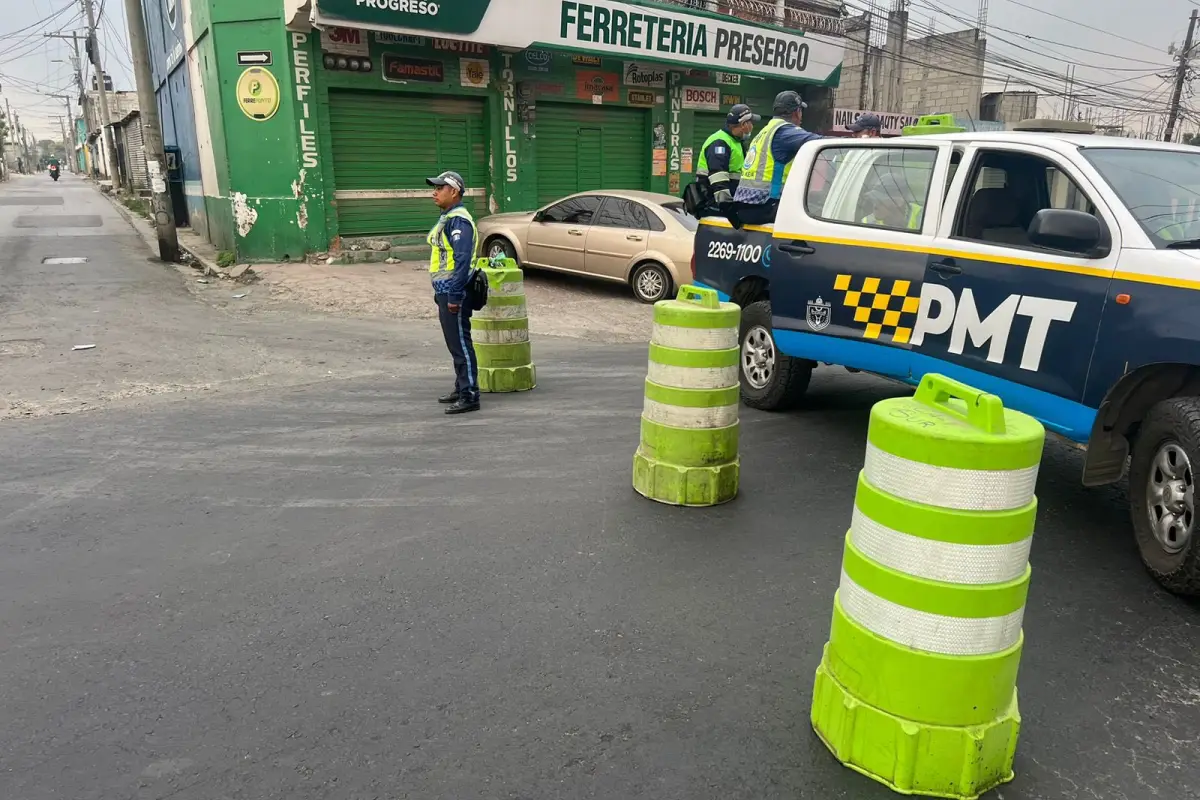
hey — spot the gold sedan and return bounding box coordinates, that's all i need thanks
[476,190,698,304]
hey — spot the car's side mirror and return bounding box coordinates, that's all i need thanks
[532,210,546,223]
[1028,208,1108,257]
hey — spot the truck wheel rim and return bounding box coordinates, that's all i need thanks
[1147,441,1195,555]
[636,268,664,300]
[742,326,774,389]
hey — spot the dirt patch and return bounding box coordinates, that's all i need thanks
[253,261,655,344]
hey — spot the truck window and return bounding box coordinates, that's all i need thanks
[804,146,937,233]
[1080,148,1200,247]
[952,150,1099,250]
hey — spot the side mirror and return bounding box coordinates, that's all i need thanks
[532,210,546,223]
[1028,208,1107,257]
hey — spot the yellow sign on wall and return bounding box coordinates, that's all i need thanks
[236,67,280,121]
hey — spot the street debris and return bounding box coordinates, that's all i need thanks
[229,264,252,279]
[232,293,248,299]
[196,279,209,284]
[71,344,96,351]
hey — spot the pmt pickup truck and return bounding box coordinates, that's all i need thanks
[692,125,1200,596]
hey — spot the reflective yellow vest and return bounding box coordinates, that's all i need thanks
[861,203,924,231]
[739,118,793,201]
[427,205,477,276]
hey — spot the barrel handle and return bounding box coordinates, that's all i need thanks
[675,284,720,309]
[913,373,1007,434]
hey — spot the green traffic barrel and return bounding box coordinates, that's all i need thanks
[632,285,741,506]
[474,257,535,392]
[811,373,1045,799]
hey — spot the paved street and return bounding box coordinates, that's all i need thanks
[1,174,1198,800]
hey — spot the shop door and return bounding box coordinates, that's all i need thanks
[534,103,648,207]
[686,111,729,193]
[329,91,487,238]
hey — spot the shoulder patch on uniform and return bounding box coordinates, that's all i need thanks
[451,229,462,239]
[713,145,727,155]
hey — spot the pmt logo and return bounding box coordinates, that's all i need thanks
[833,273,1077,372]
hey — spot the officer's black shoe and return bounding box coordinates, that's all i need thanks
[444,397,480,415]
[438,392,460,404]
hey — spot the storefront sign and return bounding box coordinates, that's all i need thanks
[382,54,445,82]
[722,94,742,106]
[623,61,665,88]
[668,73,681,172]
[460,57,490,87]
[524,49,553,72]
[313,0,842,81]
[321,27,369,56]
[572,54,603,66]
[628,89,655,106]
[681,146,692,173]
[576,70,619,102]
[235,66,280,121]
[652,148,666,176]
[830,108,920,136]
[681,85,718,111]
[375,32,425,45]
[433,38,488,54]
[715,71,740,86]
[501,52,518,182]
[291,33,319,169]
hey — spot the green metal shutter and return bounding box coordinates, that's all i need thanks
[329,91,487,238]
[534,103,648,207]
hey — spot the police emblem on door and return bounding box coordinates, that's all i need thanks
[807,296,832,331]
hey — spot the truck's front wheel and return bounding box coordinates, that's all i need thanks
[738,300,812,411]
[1129,397,1200,596]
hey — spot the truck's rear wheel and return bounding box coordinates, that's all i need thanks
[1129,397,1200,596]
[738,300,812,410]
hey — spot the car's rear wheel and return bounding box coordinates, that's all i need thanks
[631,262,671,304]
[485,236,517,263]
[738,300,812,410]
[1130,396,1200,596]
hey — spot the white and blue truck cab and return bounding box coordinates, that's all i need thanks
[692,121,1200,596]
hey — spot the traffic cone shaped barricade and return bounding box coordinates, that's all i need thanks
[632,285,740,507]
[811,373,1045,800]
[474,257,535,392]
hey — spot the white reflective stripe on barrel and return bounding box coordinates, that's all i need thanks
[850,507,1031,585]
[646,362,739,390]
[475,327,530,344]
[650,323,738,351]
[642,398,738,429]
[478,303,528,320]
[489,281,524,296]
[838,571,1024,656]
[863,444,1038,512]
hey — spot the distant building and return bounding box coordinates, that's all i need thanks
[981,90,1038,126]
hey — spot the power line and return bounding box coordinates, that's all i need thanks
[996,0,1169,55]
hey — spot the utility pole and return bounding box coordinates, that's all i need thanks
[858,13,872,111]
[82,0,121,190]
[893,1,908,114]
[123,0,179,260]
[52,95,76,171]
[1166,9,1198,143]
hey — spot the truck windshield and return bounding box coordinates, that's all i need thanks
[1082,147,1200,247]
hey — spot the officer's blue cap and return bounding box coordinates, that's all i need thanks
[727,104,761,126]
[426,171,465,192]
[849,113,883,132]
[772,91,807,115]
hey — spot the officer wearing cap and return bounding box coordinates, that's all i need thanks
[849,113,883,138]
[426,170,481,415]
[734,90,823,225]
[696,103,760,209]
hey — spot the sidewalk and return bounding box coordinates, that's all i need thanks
[254,260,655,344]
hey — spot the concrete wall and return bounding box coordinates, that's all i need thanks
[832,13,870,111]
[897,28,985,119]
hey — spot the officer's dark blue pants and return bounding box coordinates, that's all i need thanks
[436,294,480,402]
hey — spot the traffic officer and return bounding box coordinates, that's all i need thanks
[733,90,823,226]
[426,170,481,415]
[696,103,760,208]
[849,113,883,138]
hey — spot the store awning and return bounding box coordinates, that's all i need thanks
[310,0,844,84]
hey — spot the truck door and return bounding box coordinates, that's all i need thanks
[768,139,951,381]
[915,143,1120,439]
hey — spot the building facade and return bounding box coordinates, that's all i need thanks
[137,0,845,260]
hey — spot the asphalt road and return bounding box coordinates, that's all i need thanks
[1,174,1198,800]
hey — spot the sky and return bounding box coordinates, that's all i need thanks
[0,0,1195,142]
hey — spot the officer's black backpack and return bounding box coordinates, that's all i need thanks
[466,268,489,311]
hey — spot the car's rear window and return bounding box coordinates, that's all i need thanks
[661,202,698,231]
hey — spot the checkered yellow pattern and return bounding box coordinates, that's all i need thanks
[833,273,921,343]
